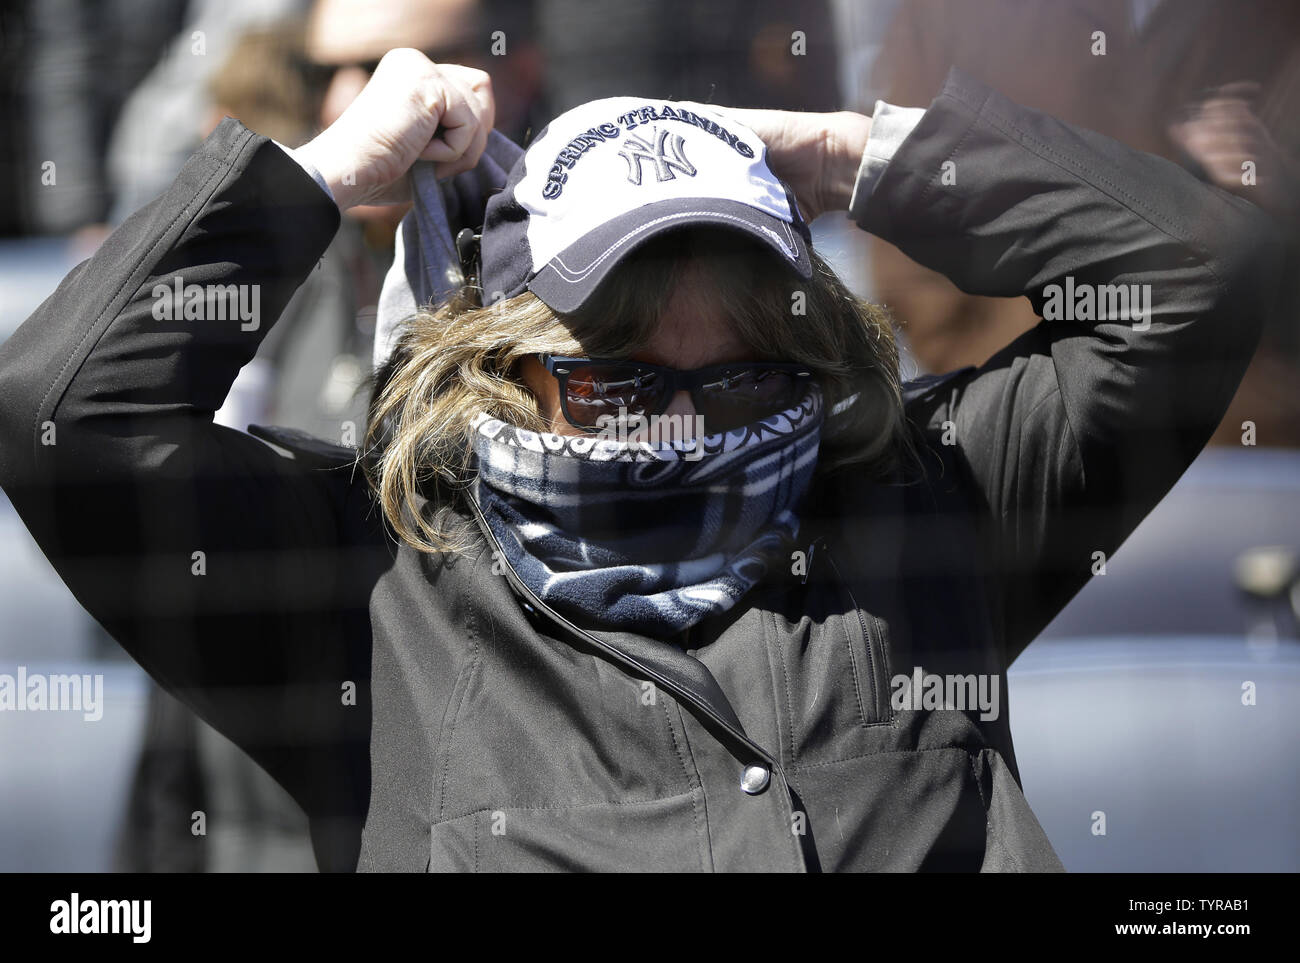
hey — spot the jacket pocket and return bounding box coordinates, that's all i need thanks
[841,601,893,727]
[430,651,482,824]
[824,543,893,727]
[427,791,710,872]
[765,543,893,767]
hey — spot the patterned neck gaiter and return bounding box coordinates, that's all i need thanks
[470,387,824,639]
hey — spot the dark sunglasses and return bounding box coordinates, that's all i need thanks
[540,355,815,434]
[300,44,483,91]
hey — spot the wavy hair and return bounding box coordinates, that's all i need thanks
[363,228,912,554]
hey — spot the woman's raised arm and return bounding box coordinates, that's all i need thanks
[0,51,492,844]
[726,68,1284,666]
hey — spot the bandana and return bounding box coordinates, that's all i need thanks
[470,387,824,639]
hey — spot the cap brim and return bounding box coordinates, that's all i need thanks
[526,198,813,314]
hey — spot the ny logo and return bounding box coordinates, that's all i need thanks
[618,127,697,186]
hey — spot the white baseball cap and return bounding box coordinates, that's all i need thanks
[479,96,813,312]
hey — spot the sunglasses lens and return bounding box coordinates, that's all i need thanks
[564,364,667,429]
[698,368,805,431]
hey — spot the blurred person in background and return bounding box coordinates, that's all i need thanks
[867,0,1300,446]
[534,0,840,113]
[16,0,186,239]
[103,0,311,235]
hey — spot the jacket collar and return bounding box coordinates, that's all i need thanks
[463,487,780,768]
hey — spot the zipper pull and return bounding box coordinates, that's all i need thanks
[799,535,826,585]
[790,532,821,584]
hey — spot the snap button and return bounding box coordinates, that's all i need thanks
[740,763,771,795]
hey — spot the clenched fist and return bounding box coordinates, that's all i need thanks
[295,48,494,211]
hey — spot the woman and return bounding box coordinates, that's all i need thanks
[0,51,1279,871]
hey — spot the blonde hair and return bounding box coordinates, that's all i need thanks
[363,228,911,554]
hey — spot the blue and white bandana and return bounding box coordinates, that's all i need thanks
[471,387,824,639]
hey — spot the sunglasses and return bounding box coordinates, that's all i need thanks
[540,355,815,434]
[300,44,483,92]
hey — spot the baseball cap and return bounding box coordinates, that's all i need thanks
[479,97,813,313]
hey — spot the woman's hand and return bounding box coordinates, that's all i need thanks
[295,48,495,211]
[714,108,872,221]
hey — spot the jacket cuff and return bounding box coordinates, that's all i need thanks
[273,138,338,208]
[847,101,927,224]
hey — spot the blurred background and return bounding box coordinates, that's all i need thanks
[0,0,1297,871]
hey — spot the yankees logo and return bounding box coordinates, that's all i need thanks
[618,127,697,186]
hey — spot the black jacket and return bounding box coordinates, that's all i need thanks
[0,70,1281,871]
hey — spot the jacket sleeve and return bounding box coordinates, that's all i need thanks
[0,118,367,820]
[851,68,1285,666]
